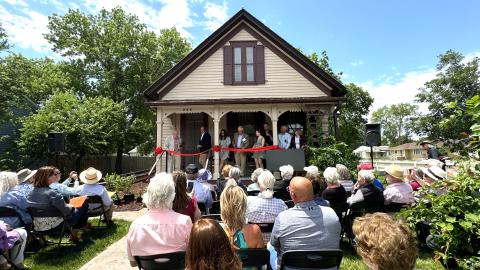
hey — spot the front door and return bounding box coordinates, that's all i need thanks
[181,113,208,168]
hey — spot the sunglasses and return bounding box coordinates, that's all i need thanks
[53,171,61,176]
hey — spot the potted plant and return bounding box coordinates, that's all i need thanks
[111,193,121,205]
[116,175,135,202]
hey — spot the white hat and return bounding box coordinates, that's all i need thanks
[303,165,319,174]
[80,167,103,184]
[419,159,443,168]
[16,169,37,183]
[421,166,446,181]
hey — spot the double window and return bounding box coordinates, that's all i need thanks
[233,45,255,83]
[223,41,265,85]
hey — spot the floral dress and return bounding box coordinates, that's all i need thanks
[252,136,265,159]
[220,137,231,161]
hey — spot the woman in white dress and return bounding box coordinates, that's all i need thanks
[219,129,231,171]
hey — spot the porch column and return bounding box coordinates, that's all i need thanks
[156,108,163,174]
[213,109,220,179]
[272,118,279,146]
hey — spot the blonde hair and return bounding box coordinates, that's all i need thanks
[222,164,232,178]
[353,213,417,270]
[0,172,18,197]
[220,186,247,233]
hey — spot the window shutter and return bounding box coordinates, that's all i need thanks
[223,46,233,85]
[255,45,265,84]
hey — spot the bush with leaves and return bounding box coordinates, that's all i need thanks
[103,173,134,198]
[399,162,480,269]
[305,136,360,172]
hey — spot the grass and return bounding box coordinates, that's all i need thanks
[24,219,131,270]
[339,242,443,270]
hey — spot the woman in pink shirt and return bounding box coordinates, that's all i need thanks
[126,173,192,267]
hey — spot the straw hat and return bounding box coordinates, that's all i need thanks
[385,165,404,179]
[16,169,37,183]
[421,166,446,181]
[80,167,103,184]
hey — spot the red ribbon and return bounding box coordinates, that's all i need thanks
[155,145,280,156]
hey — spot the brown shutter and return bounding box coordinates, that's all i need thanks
[255,45,265,84]
[223,46,233,85]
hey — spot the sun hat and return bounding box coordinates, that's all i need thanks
[421,166,446,181]
[185,164,198,174]
[16,169,37,183]
[385,165,404,179]
[419,140,432,146]
[79,167,103,184]
[303,165,319,174]
[419,159,443,168]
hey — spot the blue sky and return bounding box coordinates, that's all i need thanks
[1,0,479,114]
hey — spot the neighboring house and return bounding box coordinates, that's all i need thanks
[143,9,347,177]
[353,146,390,160]
[388,143,426,161]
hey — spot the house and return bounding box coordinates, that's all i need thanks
[387,143,426,161]
[143,9,347,177]
[353,146,390,160]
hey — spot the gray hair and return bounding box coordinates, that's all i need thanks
[225,178,238,189]
[143,172,175,209]
[336,164,351,180]
[358,170,375,184]
[279,165,294,181]
[257,170,275,198]
[0,172,18,197]
[229,166,242,181]
[251,168,264,183]
[323,167,340,185]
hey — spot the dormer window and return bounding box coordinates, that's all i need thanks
[224,41,265,85]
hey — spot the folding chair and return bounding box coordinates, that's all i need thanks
[237,248,272,270]
[210,190,217,201]
[27,207,75,249]
[284,200,294,208]
[134,251,185,270]
[200,214,222,221]
[0,251,20,270]
[280,250,343,270]
[86,196,109,227]
[0,207,29,229]
[197,202,207,215]
[209,200,221,214]
[247,190,260,196]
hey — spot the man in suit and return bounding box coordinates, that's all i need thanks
[197,126,211,168]
[233,126,249,176]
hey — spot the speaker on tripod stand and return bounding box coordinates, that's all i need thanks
[365,124,381,168]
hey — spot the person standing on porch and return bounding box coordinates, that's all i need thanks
[165,129,182,173]
[197,126,211,169]
[219,129,231,171]
[253,129,265,169]
[290,128,306,149]
[278,125,292,149]
[233,126,249,176]
[263,123,273,146]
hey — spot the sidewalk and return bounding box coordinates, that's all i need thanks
[79,208,147,270]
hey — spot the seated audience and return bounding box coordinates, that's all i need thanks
[172,171,201,223]
[407,169,424,191]
[321,167,347,209]
[336,164,354,194]
[0,172,32,228]
[275,165,294,201]
[186,164,213,209]
[229,166,247,191]
[62,171,80,188]
[75,167,113,224]
[419,166,447,196]
[49,168,77,198]
[303,165,319,175]
[185,219,241,270]
[347,170,384,210]
[271,177,341,268]
[14,169,35,197]
[197,168,215,192]
[305,170,329,206]
[357,164,384,191]
[247,168,263,191]
[0,220,27,269]
[216,164,232,195]
[246,170,287,244]
[27,166,89,241]
[220,186,263,249]
[353,213,417,270]
[127,173,192,267]
[384,165,415,205]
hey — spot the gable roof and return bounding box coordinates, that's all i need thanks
[144,9,347,101]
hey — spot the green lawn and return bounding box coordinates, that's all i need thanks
[24,219,130,270]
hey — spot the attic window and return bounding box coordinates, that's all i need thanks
[223,41,265,85]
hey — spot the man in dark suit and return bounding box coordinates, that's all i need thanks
[197,126,211,168]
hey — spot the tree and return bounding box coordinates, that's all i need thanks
[0,23,9,52]
[45,8,191,172]
[371,103,419,146]
[416,50,480,141]
[18,92,126,170]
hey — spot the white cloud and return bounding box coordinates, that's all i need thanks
[350,60,364,67]
[464,51,480,63]
[203,1,228,32]
[3,0,28,7]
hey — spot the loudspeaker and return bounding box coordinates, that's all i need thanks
[48,132,65,153]
[365,123,381,146]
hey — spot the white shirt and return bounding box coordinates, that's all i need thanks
[236,134,244,148]
[295,136,301,149]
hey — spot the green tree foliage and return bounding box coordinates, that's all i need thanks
[45,7,191,172]
[0,23,9,52]
[18,92,126,170]
[305,136,360,172]
[371,103,419,146]
[416,50,480,141]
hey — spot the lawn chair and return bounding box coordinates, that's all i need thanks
[27,207,75,249]
[0,207,30,229]
[280,250,343,270]
[86,196,109,227]
[134,251,185,270]
[237,248,272,270]
[200,214,222,221]
[209,201,220,214]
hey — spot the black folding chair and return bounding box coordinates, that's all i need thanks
[0,207,29,229]
[200,214,222,221]
[27,207,76,249]
[237,248,272,270]
[197,202,207,215]
[134,251,185,270]
[209,200,221,214]
[210,190,217,201]
[0,251,20,270]
[86,195,109,227]
[280,250,343,270]
[247,190,260,196]
[249,222,274,233]
[284,200,294,208]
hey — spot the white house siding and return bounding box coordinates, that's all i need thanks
[161,29,330,100]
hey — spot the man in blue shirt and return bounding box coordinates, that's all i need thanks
[186,164,213,210]
[277,125,292,149]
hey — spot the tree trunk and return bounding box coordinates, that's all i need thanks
[115,142,124,174]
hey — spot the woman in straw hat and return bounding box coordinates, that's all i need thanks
[383,165,415,205]
[14,169,36,198]
[76,167,113,225]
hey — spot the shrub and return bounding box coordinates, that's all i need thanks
[305,136,360,173]
[399,160,480,269]
[103,173,134,194]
